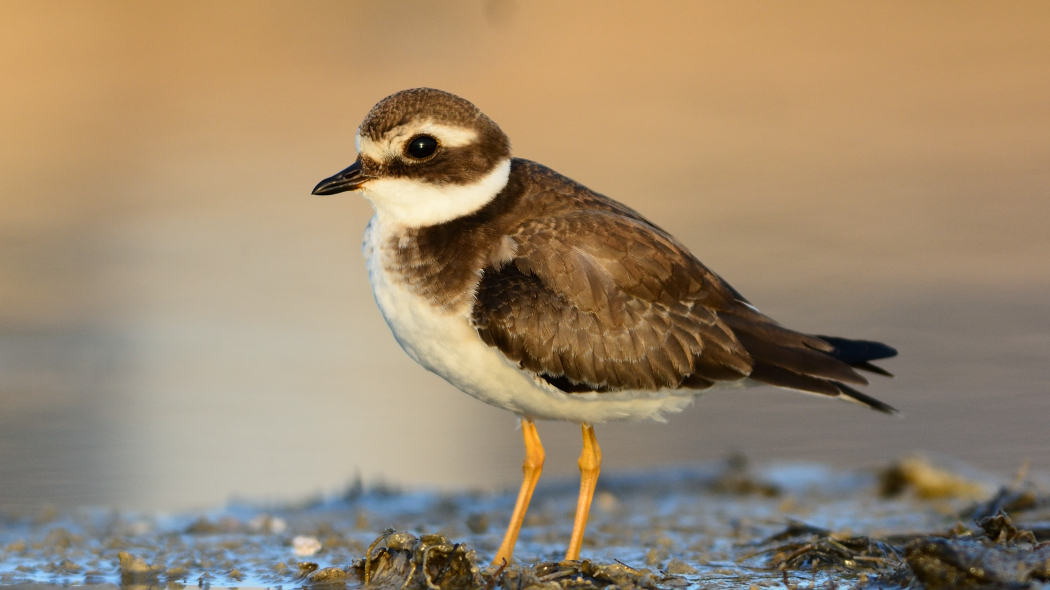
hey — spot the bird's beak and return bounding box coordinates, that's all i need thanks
[311,159,373,195]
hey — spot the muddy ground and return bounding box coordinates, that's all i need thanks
[1,456,1048,590]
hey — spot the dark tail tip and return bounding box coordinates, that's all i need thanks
[852,360,893,377]
[834,382,899,415]
[818,336,897,363]
[817,336,897,377]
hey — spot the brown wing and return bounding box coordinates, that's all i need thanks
[471,209,755,392]
[467,160,896,410]
[469,199,898,412]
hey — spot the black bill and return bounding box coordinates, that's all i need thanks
[312,159,373,195]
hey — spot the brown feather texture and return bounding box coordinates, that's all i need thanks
[460,160,898,413]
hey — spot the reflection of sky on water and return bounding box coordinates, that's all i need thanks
[0,2,1048,511]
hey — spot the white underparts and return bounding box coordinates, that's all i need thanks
[360,158,512,229]
[362,216,701,424]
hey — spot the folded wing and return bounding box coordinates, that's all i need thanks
[470,205,896,412]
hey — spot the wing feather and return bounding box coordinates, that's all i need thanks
[467,160,895,408]
[471,209,752,392]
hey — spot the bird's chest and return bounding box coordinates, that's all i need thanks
[362,218,484,373]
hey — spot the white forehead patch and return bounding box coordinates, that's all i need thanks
[356,120,478,162]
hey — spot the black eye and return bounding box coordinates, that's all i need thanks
[405,135,438,159]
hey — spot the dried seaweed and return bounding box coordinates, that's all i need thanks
[751,523,902,572]
[499,559,671,590]
[350,530,484,590]
[904,537,1050,590]
[977,509,1037,545]
[349,530,685,590]
[964,485,1050,522]
[855,511,1050,590]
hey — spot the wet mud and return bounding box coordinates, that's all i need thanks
[1,456,1048,590]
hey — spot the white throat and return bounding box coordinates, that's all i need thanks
[360,158,512,229]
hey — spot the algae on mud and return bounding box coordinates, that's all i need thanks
[0,457,1047,590]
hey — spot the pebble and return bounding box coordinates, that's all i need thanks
[665,558,699,575]
[309,567,348,583]
[292,535,322,557]
[117,551,152,574]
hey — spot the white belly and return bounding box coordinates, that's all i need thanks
[363,216,698,423]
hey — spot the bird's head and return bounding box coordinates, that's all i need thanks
[312,88,513,228]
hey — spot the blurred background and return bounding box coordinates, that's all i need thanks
[1,1,1048,512]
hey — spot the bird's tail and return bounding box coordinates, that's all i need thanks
[719,314,899,414]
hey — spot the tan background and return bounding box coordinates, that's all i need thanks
[1,1,1048,510]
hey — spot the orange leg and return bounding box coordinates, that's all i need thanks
[493,418,545,565]
[565,423,601,561]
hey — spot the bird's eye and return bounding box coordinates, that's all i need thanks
[405,135,439,159]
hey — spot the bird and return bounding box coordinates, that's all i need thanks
[312,88,897,565]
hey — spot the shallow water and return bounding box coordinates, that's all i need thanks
[3,459,1045,590]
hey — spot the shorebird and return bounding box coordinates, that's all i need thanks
[312,88,897,564]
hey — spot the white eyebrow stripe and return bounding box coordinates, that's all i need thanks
[410,121,478,147]
[355,120,478,161]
